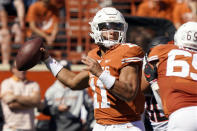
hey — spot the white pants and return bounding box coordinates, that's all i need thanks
[168,106,197,131]
[93,120,145,131]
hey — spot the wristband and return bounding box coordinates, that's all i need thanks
[150,80,159,90]
[44,56,63,77]
[99,70,116,90]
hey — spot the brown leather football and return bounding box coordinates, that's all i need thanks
[16,37,44,71]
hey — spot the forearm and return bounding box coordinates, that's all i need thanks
[98,71,137,101]
[51,24,58,38]
[8,102,31,110]
[99,65,140,101]
[57,69,89,90]
[30,22,48,39]
[43,55,89,90]
[110,81,137,101]
[16,95,40,107]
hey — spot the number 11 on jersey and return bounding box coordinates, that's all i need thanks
[90,77,111,109]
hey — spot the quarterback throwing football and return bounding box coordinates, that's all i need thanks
[41,7,145,131]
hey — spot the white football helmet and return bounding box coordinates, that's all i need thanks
[174,21,197,50]
[89,7,128,48]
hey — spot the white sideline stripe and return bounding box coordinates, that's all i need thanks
[0,64,86,72]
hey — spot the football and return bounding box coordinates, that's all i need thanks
[16,37,44,71]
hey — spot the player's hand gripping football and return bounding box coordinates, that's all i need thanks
[40,45,50,61]
[144,55,158,84]
[16,37,46,71]
[81,56,103,77]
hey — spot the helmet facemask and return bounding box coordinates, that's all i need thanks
[98,22,126,48]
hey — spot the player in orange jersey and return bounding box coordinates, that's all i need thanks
[141,36,170,131]
[143,22,197,131]
[40,7,145,131]
[26,0,59,45]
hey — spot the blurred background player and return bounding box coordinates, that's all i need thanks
[143,21,197,131]
[141,36,170,131]
[38,60,94,131]
[172,0,197,29]
[0,61,41,131]
[136,0,175,22]
[26,0,59,46]
[40,7,145,131]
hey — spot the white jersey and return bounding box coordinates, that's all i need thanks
[45,80,84,118]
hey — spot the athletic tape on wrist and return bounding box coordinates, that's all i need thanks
[99,70,116,90]
[44,56,63,77]
[150,80,159,90]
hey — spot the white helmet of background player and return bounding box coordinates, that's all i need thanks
[89,7,128,48]
[174,21,197,50]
